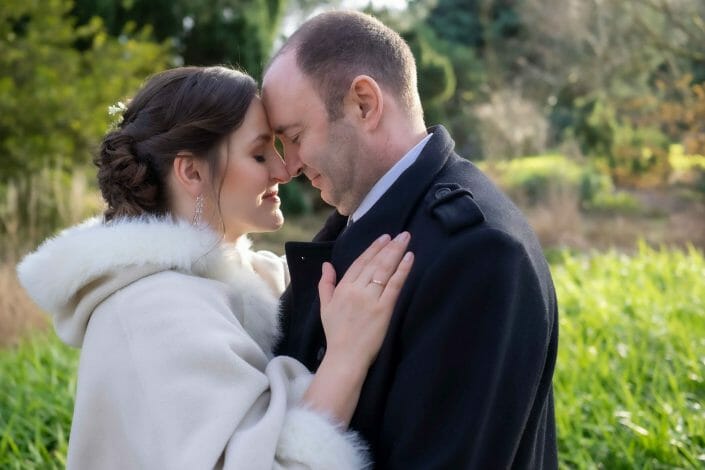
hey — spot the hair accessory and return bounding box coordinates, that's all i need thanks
[107,100,128,130]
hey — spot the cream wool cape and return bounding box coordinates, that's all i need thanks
[17,216,368,470]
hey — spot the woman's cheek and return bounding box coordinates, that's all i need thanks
[217,171,244,215]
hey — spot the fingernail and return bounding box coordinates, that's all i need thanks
[403,252,414,263]
[378,234,391,243]
[395,231,410,242]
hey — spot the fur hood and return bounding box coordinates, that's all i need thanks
[17,216,287,351]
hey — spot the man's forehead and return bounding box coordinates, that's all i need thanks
[262,54,314,126]
[260,93,301,134]
[263,50,299,89]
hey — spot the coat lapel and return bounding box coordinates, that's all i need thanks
[284,210,343,313]
[329,125,455,276]
[279,126,456,366]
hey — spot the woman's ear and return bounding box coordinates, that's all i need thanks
[346,75,383,130]
[172,152,209,197]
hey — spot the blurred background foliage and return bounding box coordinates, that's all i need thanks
[1,0,704,261]
[2,0,705,243]
[0,0,169,181]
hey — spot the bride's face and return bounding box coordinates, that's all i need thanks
[208,97,290,239]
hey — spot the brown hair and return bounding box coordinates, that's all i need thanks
[96,66,258,221]
[273,10,420,120]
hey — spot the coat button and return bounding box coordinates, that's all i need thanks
[316,345,326,362]
[435,187,452,199]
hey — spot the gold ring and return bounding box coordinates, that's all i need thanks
[370,279,386,287]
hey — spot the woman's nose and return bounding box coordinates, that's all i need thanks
[271,158,291,184]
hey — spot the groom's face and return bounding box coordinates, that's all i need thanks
[262,52,369,215]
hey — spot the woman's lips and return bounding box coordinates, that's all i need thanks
[262,190,280,202]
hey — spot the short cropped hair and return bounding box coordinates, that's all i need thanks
[273,10,420,120]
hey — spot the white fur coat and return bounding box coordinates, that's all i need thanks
[17,216,368,470]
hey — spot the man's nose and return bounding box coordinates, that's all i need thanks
[284,149,304,178]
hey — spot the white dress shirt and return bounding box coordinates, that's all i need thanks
[348,133,433,225]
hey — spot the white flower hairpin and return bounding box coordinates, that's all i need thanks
[107,100,128,130]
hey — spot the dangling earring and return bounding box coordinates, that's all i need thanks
[192,194,205,226]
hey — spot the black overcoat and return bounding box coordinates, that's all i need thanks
[275,126,559,469]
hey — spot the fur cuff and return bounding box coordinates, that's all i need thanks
[277,406,370,469]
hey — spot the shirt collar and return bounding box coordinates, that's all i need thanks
[349,133,433,225]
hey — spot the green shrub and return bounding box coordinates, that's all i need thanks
[569,99,672,189]
[479,154,616,209]
[0,0,170,182]
[610,125,671,188]
[583,190,641,214]
[669,144,705,195]
[480,154,581,203]
[668,145,705,172]
[279,179,312,217]
[578,168,613,207]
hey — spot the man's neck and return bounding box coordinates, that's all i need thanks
[340,119,427,217]
[382,126,429,169]
[346,130,432,222]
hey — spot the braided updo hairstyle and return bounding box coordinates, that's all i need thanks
[97,66,258,221]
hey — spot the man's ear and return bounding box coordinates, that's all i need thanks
[172,152,209,197]
[346,75,383,130]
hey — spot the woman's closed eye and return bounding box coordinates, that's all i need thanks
[254,155,266,163]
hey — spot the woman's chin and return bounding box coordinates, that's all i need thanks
[271,209,285,229]
[251,212,285,233]
[271,215,285,231]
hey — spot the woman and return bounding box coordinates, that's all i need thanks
[17,66,413,469]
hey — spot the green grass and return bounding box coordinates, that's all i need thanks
[0,334,78,469]
[553,242,705,468]
[0,244,703,468]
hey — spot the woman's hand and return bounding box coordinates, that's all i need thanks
[319,231,414,367]
[302,232,413,426]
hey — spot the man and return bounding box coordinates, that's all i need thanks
[262,10,558,469]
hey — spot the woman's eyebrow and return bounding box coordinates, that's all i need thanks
[251,133,272,145]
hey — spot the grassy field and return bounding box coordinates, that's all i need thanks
[552,243,705,468]
[1,243,703,468]
[0,335,76,469]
